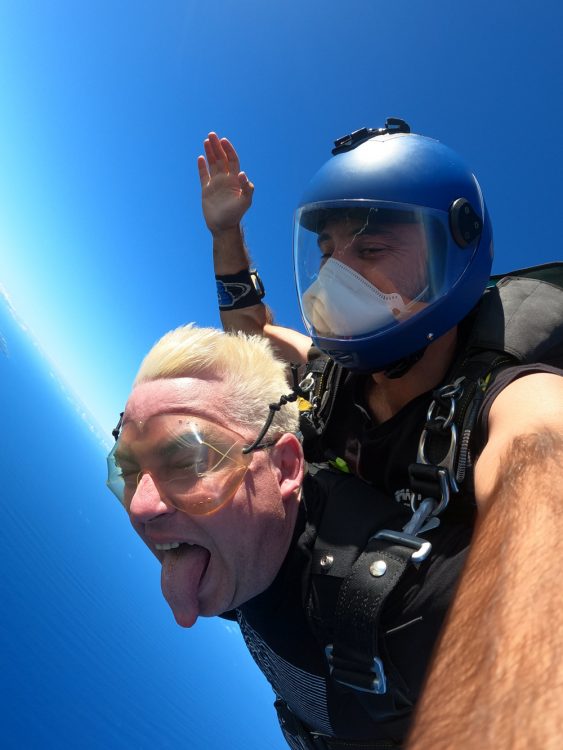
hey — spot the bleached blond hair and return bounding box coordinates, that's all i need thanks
[134,324,299,436]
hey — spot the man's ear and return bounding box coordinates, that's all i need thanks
[268,433,304,500]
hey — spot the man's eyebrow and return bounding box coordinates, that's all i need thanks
[114,434,198,464]
[317,225,388,247]
[356,223,387,236]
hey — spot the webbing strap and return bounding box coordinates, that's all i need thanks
[275,699,401,750]
[308,468,417,705]
[329,538,415,698]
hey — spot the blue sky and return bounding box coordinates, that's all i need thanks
[0,0,561,434]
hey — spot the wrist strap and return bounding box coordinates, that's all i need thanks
[216,268,265,310]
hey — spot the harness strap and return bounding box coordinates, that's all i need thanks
[275,699,401,750]
[410,348,516,502]
[307,468,427,710]
[300,355,348,463]
[329,537,419,701]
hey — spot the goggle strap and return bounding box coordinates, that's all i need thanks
[242,385,302,455]
[112,412,124,441]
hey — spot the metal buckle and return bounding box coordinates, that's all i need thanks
[409,467,452,517]
[372,529,432,563]
[298,372,315,394]
[325,645,387,695]
[249,268,265,299]
[416,378,465,497]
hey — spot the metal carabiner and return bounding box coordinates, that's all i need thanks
[417,422,459,495]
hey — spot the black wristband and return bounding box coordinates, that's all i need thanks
[215,268,265,310]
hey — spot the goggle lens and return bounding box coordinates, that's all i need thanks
[106,415,253,516]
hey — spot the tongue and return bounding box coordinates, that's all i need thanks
[161,544,210,628]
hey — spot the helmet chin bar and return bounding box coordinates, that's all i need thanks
[383,347,427,379]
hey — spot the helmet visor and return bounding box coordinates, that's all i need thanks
[294,201,470,341]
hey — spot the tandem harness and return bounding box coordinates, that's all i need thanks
[277,264,563,746]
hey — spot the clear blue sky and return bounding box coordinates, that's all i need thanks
[0,0,561,434]
[0,1,561,747]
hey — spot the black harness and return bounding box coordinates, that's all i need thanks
[276,264,563,749]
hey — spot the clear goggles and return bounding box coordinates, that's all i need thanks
[107,414,270,516]
[294,201,476,340]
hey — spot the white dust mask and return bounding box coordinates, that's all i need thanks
[302,258,409,337]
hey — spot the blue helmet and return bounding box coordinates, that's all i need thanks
[293,119,493,373]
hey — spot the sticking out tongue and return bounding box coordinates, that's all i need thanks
[161,544,210,628]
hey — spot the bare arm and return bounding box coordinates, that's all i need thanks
[197,133,310,364]
[406,373,563,750]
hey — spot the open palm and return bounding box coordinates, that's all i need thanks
[198,133,254,234]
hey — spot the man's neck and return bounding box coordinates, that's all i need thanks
[365,327,458,423]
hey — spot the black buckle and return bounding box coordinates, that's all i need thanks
[274,700,330,749]
[332,118,411,154]
[408,463,452,515]
[325,645,387,695]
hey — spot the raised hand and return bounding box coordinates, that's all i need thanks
[197,133,254,234]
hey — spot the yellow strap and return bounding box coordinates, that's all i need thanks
[329,457,351,474]
[297,397,313,412]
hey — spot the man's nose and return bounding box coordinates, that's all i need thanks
[128,471,174,521]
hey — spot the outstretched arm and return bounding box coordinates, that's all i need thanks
[406,373,563,750]
[197,133,310,364]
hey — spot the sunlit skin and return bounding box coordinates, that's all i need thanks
[122,378,303,628]
[317,215,429,305]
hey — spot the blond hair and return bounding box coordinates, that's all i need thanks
[134,324,299,436]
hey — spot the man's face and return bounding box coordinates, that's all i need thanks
[317,215,428,303]
[120,376,302,628]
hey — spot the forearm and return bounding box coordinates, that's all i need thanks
[406,430,563,750]
[213,227,311,364]
[213,226,272,335]
[212,225,252,275]
[199,135,310,364]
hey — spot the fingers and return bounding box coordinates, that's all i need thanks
[201,132,246,181]
[197,155,210,187]
[221,138,241,174]
[203,135,221,177]
[238,172,254,199]
[207,132,230,176]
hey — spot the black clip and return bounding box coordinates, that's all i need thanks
[325,645,387,694]
[385,117,411,134]
[332,118,411,154]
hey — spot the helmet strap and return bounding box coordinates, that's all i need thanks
[383,348,426,379]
